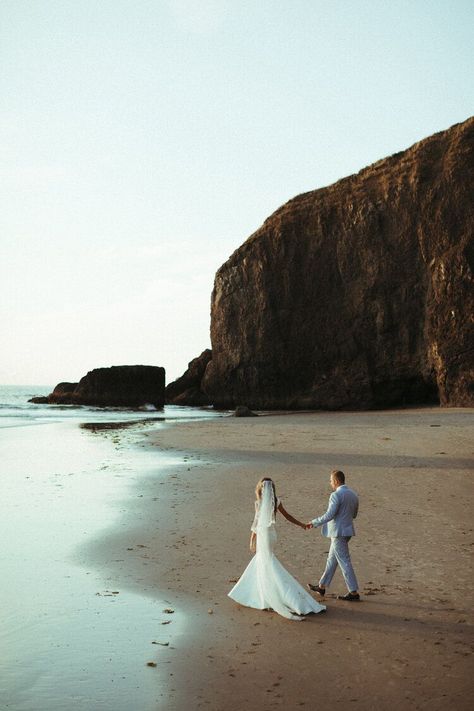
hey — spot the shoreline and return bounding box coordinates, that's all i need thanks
[88,407,474,710]
[0,418,174,711]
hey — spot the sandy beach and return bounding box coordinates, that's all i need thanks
[88,407,474,710]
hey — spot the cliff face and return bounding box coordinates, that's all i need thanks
[202,118,474,409]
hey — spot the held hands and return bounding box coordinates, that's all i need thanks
[296,521,313,530]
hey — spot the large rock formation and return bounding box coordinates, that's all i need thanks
[165,349,212,405]
[203,118,474,409]
[31,366,165,408]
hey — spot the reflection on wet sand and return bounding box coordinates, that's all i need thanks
[80,418,165,431]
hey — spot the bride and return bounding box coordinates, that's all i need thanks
[228,478,326,620]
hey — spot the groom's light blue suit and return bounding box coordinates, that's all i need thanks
[311,484,359,592]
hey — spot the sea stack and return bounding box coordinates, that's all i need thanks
[31,365,166,408]
[202,117,474,410]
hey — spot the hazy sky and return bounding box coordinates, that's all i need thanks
[1,1,473,385]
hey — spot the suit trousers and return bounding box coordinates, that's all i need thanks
[319,536,359,592]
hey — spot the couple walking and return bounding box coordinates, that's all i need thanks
[228,470,360,620]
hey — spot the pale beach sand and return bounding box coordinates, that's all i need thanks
[90,408,474,710]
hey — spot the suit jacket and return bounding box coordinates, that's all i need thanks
[311,485,359,537]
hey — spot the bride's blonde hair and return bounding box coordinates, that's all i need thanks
[255,477,277,513]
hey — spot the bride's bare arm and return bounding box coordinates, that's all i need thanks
[277,502,305,528]
[250,531,256,551]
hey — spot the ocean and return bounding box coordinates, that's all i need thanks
[0,385,224,710]
[0,384,221,429]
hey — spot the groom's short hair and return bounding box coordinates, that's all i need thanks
[331,470,345,484]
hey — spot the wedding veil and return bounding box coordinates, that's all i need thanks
[257,480,276,530]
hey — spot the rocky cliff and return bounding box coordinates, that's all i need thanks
[165,349,212,405]
[202,118,474,409]
[31,366,165,408]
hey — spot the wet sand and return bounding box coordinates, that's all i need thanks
[91,407,474,710]
[0,419,175,711]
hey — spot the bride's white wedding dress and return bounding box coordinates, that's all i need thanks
[228,482,326,620]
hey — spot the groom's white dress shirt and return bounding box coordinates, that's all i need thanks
[311,484,359,537]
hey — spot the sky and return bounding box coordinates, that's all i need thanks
[1,0,473,386]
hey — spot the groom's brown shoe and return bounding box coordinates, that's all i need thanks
[307,583,325,597]
[337,592,360,601]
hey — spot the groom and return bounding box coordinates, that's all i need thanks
[305,469,360,601]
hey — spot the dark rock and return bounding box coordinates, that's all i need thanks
[233,405,258,417]
[28,396,49,404]
[169,387,211,406]
[29,382,78,404]
[202,118,474,409]
[49,382,79,404]
[46,366,165,408]
[51,382,78,395]
[165,350,212,405]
